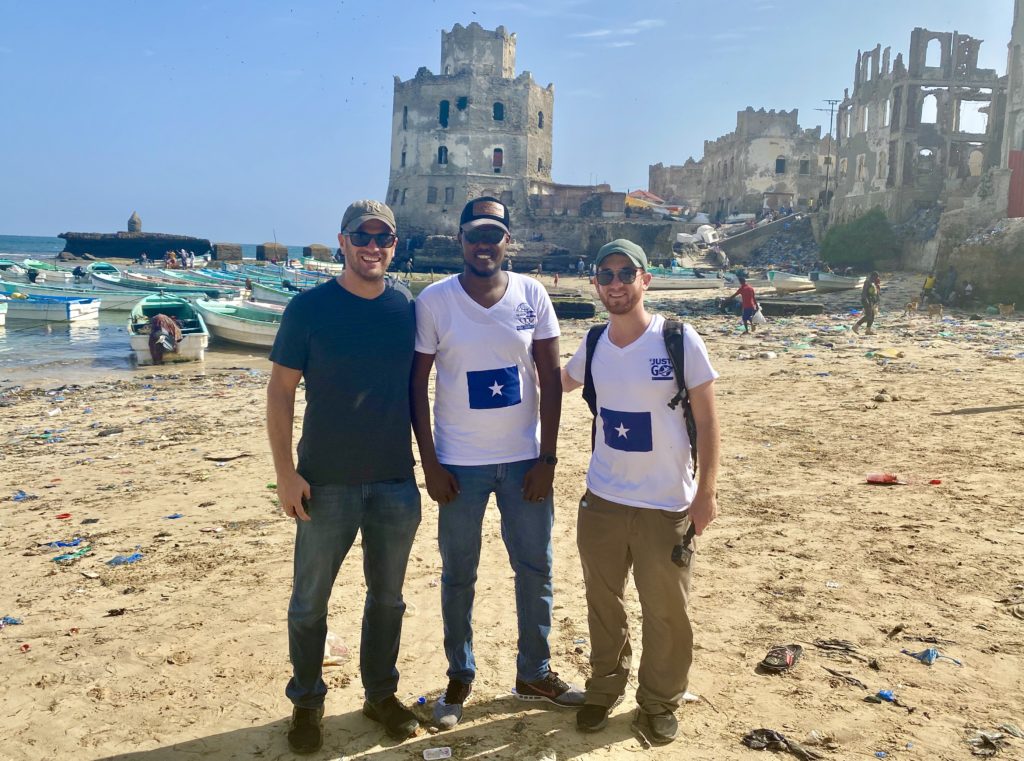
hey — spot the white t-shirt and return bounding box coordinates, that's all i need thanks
[416,272,560,466]
[565,314,718,512]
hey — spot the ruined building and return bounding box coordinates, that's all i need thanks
[387,23,554,237]
[649,108,828,220]
[1004,1,1024,217]
[830,27,1006,225]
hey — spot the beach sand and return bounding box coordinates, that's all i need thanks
[1,273,1022,760]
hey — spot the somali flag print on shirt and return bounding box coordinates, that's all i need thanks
[599,407,653,452]
[467,366,522,409]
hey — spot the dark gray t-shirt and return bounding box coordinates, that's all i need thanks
[269,277,416,486]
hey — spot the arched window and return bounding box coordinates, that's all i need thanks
[492,148,503,173]
[883,99,891,127]
[921,94,938,124]
[439,100,450,128]
[402,106,408,130]
[775,156,787,174]
[925,38,942,68]
[493,102,505,121]
[538,111,544,129]
[438,146,448,165]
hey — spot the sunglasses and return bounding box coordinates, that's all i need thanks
[345,231,397,248]
[463,228,507,245]
[595,267,640,286]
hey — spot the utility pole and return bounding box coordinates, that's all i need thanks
[816,99,841,209]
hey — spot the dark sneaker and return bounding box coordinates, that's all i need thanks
[433,679,472,730]
[631,708,678,745]
[576,703,610,732]
[287,705,324,754]
[362,695,419,740]
[514,670,585,707]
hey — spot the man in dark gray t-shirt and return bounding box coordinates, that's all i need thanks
[267,200,422,754]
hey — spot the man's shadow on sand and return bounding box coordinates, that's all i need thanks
[98,695,642,760]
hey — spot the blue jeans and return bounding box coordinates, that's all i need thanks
[286,478,421,708]
[439,459,554,684]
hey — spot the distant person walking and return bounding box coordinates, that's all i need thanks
[853,271,882,335]
[577,257,586,277]
[728,275,760,333]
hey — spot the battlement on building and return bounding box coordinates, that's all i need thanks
[441,22,516,78]
[705,108,806,151]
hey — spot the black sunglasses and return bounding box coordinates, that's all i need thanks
[345,231,397,248]
[595,267,640,286]
[463,228,506,245]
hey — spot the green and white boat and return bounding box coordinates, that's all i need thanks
[128,295,209,365]
[194,299,282,348]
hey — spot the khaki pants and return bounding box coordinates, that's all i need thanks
[576,490,695,714]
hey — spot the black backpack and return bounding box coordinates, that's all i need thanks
[580,319,698,472]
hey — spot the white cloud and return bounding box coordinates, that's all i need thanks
[631,19,666,30]
[572,29,613,38]
[608,41,636,48]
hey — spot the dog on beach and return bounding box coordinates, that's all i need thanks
[902,299,919,316]
[927,304,944,320]
[998,303,1016,316]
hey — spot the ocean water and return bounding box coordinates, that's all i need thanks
[0,234,295,388]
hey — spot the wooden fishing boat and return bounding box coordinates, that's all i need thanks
[0,278,149,311]
[810,271,867,293]
[768,270,815,293]
[1,293,100,322]
[193,299,281,348]
[128,295,209,365]
[91,270,231,299]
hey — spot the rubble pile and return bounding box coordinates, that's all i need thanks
[892,206,941,242]
[743,217,821,271]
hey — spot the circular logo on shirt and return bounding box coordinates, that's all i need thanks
[514,303,537,330]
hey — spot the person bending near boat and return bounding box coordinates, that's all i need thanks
[853,271,882,335]
[411,196,584,731]
[266,199,421,755]
[561,239,720,745]
[729,275,760,333]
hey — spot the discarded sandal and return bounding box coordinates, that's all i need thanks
[760,644,803,673]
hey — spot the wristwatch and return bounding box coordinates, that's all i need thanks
[539,454,558,465]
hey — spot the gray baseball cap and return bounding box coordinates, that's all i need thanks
[595,239,648,269]
[340,200,396,233]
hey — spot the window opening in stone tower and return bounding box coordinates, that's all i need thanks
[402,106,408,130]
[799,159,810,175]
[493,102,505,121]
[427,187,438,204]
[537,157,543,172]
[775,156,786,174]
[493,148,503,173]
[439,100,450,128]
[925,38,942,68]
[438,146,448,165]
[538,111,544,128]
[921,93,938,124]
[457,97,468,111]
[400,150,406,168]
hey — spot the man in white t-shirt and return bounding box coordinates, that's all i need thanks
[562,239,721,745]
[412,197,584,730]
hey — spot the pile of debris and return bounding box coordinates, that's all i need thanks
[892,206,941,242]
[743,217,821,271]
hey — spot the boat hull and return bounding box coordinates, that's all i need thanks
[811,272,866,292]
[647,276,723,291]
[128,295,209,365]
[2,296,100,322]
[768,271,815,293]
[194,300,281,348]
[0,279,149,311]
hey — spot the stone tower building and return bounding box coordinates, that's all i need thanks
[387,23,554,238]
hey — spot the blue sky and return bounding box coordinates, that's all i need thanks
[0,0,1011,245]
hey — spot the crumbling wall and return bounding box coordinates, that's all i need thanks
[649,159,703,206]
[831,28,1005,227]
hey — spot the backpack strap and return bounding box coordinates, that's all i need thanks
[582,323,608,450]
[663,320,698,473]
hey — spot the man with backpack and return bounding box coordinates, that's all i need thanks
[561,239,720,745]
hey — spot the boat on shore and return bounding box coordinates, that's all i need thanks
[0,278,151,311]
[810,271,867,293]
[128,295,209,365]
[768,270,815,293]
[91,270,231,299]
[194,299,282,348]
[647,274,724,291]
[22,259,74,283]
[251,281,298,304]
[1,293,100,322]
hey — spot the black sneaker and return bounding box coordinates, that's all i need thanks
[576,703,610,732]
[514,670,585,707]
[632,708,678,745]
[362,694,419,740]
[287,705,324,754]
[433,679,472,730]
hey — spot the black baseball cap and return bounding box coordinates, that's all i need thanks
[460,196,510,234]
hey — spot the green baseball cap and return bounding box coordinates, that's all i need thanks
[340,199,396,233]
[595,239,648,269]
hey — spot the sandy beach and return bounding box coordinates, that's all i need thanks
[1,272,1023,761]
